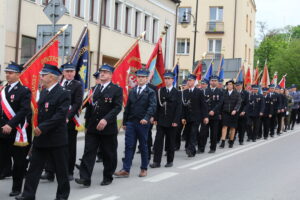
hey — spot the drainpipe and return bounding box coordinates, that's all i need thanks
[15,0,22,62]
[232,0,237,58]
[173,2,180,67]
[97,0,104,68]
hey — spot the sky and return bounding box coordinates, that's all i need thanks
[255,0,300,37]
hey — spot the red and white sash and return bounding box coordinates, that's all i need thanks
[1,89,29,146]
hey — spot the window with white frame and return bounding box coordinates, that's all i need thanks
[125,6,132,34]
[114,1,122,31]
[178,7,191,23]
[75,0,85,18]
[135,11,142,37]
[176,38,190,55]
[208,39,222,53]
[209,7,223,21]
[152,18,159,43]
[89,0,99,22]
[144,15,151,41]
[101,0,109,26]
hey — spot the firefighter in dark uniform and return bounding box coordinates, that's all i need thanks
[276,86,285,135]
[75,64,122,187]
[268,84,281,137]
[182,74,208,157]
[217,78,225,143]
[0,63,31,197]
[260,87,274,139]
[150,71,182,168]
[175,80,187,150]
[198,75,223,153]
[246,85,265,142]
[235,81,249,145]
[17,64,71,200]
[114,68,156,178]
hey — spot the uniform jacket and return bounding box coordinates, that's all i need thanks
[237,90,249,115]
[203,87,224,120]
[262,94,274,116]
[221,90,241,114]
[290,91,300,109]
[34,84,71,148]
[85,82,123,135]
[247,93,265,117]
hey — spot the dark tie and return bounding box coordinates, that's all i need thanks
[5,85,10,93]
[64,81,68,87]
[167,89,169,94]
[137,87,142,95]
[99,84,104,93]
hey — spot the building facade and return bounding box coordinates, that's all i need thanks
[176,0,256,80]
[0,0,179,85]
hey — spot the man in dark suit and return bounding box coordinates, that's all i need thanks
[114,68,156,178]
[182,74,209,157]
[236,81,249,145]
[246,85,265,142]
[41,63,83,181]
[198,75,223,153]
[75,64,122,187]
[275,86,285,135]
[269,84,282,137]
[17,64,71,200]
[260,87,274,139]
[150,71,181,168]
[0,63,31,197]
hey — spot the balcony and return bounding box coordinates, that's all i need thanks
[206,22,224,34]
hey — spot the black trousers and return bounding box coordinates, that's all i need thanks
[277,113,283,134]
[198,119,219,151]
[80,132,118,182]
[237,116,247,142]
[185,121,200,156]
[153,126,176,164]
[0,138,29,192]
[67,128,78,175]
[247,116,260,141]
[0,138,12,176]
[262,116,271,138]
[290,109,298,128]
[23,146,70,200]
[175,123,184,149]
[270,114,278,136]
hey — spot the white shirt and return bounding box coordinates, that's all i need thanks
[61,79,73,86]
[228,90,233,96]
[189,87,195,92]
[99,81,111,92]
[166,86,173,93]
[210,87,217,92]
[7,81,19,92]
[47,83,59,93]
[137,84,147,95]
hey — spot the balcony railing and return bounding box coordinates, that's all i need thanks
[206,21,224,34]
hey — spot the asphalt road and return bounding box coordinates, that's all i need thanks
[1,126,300,200]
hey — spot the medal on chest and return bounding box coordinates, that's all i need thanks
[45,102,49,112]
[10,94,15,102]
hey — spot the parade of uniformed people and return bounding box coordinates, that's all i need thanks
[0,0,300,200]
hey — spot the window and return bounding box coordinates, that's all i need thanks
[64,0,70,13]
[42,0,48,5]
[209,7,223,21]
[176,38,190,55]
[89,0,99,22]
[21,36,36,64]
[178,7,191,23]
[114,2,121,31]
[101,0,108,26]
[208,39,222,54]
[135,11,142,37]
[125,7,132,34]
[246,15,248,32]
[152,19,159,43]
[249,20,252,37]
[144,15,151,41]
[75,0,85,18]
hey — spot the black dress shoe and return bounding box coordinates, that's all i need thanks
[197,149,204,154]
[40,172,54,181]
[100,179,112,186]
[9,191,21,197]
[15,196,33,200]
[219,140,225,148]
[208,149,215,153]
[75,178,91,187]
[149,163,161,168]
[239,141,244,145]
[164,162,173,167]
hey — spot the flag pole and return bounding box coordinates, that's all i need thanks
[22,25,69,71]
[114,31,145,68]
[69,24,88,63]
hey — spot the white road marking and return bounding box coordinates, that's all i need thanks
[190,131,296,170]
[102,196,120,200]
[178,140,265,169]
[80,194,103,200]
[143,172,178,183]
